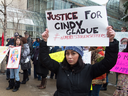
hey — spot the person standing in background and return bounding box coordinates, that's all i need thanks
[113,41,128,95]
[6,32,19,80]
[88,47,106,96]
[33,46,41,80]
[6,37,22,92]
[24,31,32,76]
[121,27,127,32]
[33,38,40,49]
[20,37,31,84]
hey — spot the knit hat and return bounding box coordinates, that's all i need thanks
[65,46,83,57]
[120,38,128,44]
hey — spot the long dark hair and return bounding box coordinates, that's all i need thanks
[62,54,85,73]
[123,42,128,52]
[14,37,23,47]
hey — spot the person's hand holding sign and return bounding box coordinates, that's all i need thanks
[42,28,49,42]
[9,45,14,48]
[107,26,115,42]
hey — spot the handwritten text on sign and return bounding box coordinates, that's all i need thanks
[46,6,109,46]
[110,52,128,74]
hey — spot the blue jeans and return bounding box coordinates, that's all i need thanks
[10,65,20,81]
[89,84,102,96]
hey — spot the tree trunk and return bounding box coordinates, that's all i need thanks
[3,0,7,46]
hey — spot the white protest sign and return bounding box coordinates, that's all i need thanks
[0,46,9,64]
[45,6,109,46]
[82,51,91,64]
[7,46,21,69]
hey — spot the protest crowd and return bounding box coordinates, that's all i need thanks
[0,6,128,96]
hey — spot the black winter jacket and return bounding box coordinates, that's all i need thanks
[40,39,119,96]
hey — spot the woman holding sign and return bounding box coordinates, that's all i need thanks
[40,26,118,96]
[6,37,22,92]
[113,42,128,96]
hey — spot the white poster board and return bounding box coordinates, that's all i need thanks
[45,6,109,46]
[82,51,91,64]
[0,46,9,63]
[7,46,21,69]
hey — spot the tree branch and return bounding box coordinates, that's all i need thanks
[0,9,4,14]
[1,1,5,6]
[0,18,4,26]
[7,0,13,6]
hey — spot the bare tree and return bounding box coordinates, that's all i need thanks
[8,9,27,32]
[0,0,13,45]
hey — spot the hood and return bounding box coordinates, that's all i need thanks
[23,43,29,48]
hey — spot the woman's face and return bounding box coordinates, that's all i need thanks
[66,50,79,66]
[16,39,21,46]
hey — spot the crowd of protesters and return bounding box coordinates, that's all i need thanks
[0,26,127,96]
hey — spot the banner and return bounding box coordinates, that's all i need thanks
[110,52,128,74]
[46,6,109,46]
[7,46,21,69]
[115,32,128,52]
[49,51,65,63]
[82,51,91,64]
[0,46,9,64]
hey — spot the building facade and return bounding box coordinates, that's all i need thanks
[27,0,128,34]
[0,0,43,38]
[0,0,127,39]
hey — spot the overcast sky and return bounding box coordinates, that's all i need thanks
[91,0,109,4]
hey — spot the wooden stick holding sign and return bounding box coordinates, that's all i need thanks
[45,6,109,46]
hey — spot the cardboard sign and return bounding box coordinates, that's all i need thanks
[82,51,91,64]
[0,46,9,63]
[45,6,109,46]
[7,46,21,69]
[110,52,128,74]
[49,51,65,63]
